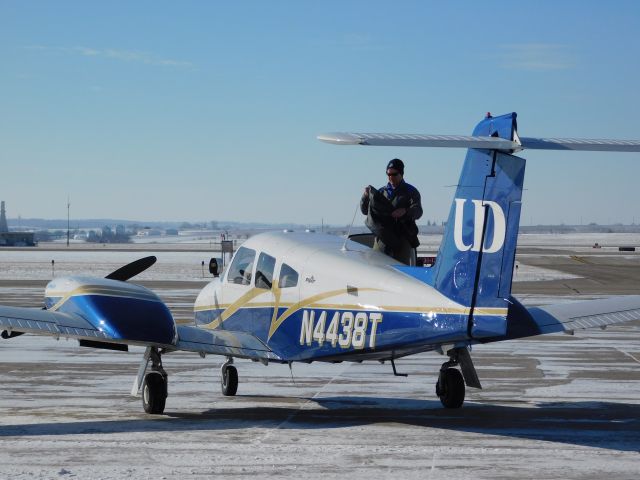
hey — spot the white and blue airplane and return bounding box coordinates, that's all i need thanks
[2,112,640,414]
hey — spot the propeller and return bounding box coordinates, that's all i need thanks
[105,256,157,281]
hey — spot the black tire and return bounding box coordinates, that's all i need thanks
[436,368,465,409]
[221,365,238,396]
[142,372,167,414]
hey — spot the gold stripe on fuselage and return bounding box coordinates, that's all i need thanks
[266,287,381,339]
[201,287,270,330]
[198,286,382,336]
[196,286,508,339]
[47,286,160,311]
[196,301,507,317]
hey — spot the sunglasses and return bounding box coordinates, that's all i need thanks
[387,171,401,177]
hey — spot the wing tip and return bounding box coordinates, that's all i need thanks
[317,133,363,145]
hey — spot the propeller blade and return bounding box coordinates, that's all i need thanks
[105,256,157,281]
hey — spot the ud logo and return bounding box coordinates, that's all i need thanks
[453,198,506,253]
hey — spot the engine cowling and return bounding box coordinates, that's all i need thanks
[45,276,176,346]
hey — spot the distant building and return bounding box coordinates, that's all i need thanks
[0,201,35,246]
[0,232,36,246]
[0,201,8,233]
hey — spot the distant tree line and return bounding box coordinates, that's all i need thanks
[86,226,131,244]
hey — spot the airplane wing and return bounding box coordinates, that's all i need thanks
[174,325,280,361]
[496,295,640,341]
[0,304,279,361]
[0,305,112,341]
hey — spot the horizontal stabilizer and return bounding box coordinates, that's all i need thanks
[317,132,519,150]
[519,137,640,152]
[318,132,640,153]
[526,295,640,335]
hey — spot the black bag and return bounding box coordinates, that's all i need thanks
[364,187,404,250]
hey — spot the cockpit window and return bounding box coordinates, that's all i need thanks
[278,263,299,288]
[226,247,256,285]
[255,252,276,290]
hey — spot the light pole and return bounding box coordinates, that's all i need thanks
[66,196,70,247]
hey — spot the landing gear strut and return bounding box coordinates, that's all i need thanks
[435,347,480,409]
[140,347,168,414]
[221,357,238,396]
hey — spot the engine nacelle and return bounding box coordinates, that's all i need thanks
[45,276,176,346]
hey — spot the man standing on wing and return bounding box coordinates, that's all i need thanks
[360,158,422,265]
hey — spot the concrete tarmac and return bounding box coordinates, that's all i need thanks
[1,246,639,479]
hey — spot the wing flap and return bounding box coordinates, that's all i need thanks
[175,325,281,361]
[526,296,640,334]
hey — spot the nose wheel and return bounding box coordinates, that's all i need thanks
[221,359,238,396]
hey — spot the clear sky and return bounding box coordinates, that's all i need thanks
[1,1,639,226]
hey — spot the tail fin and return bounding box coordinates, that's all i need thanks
[432,112,524,338]
[319,112,640,337]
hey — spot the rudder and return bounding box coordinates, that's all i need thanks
[432,112,525,338]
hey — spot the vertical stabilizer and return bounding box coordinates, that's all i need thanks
[432,113,525,338]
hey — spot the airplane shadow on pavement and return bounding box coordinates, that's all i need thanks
[1,396,639,453]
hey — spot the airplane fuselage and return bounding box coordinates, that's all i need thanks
[193,232,504,362]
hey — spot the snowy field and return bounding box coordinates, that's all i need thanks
[0,328,639,479]
[0,245,581,283]
[516,232,640,249]
[0,250,216,281]
[1,237,640,478]
[418,232,640,253]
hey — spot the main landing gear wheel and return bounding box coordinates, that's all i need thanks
[142,372,167,414]
[436,368,465,409]
[221,364,238,396]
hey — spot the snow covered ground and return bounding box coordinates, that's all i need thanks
[0,328,639,479]
[1,238,639,478]
[0,247,581,283]
[0,250,216,281]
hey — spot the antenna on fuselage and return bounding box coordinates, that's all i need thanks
[342,200,361,251]
[288,362,297,386]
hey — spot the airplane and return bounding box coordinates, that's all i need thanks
[2,111,640,415]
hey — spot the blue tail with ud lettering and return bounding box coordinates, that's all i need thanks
[399,112,525,338]
[438,112,524,337]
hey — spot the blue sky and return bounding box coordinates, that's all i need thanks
[1,1,639,225]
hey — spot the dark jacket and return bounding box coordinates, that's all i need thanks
[360,180,422,248]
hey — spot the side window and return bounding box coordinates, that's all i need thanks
[255,252,276,290]
[278,263,299,288]
[226,247,256,285]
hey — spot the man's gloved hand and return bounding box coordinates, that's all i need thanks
[391,208,407,219]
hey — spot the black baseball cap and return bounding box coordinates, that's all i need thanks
[386,158,404,174]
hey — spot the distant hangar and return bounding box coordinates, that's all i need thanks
[0,201,35,247]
